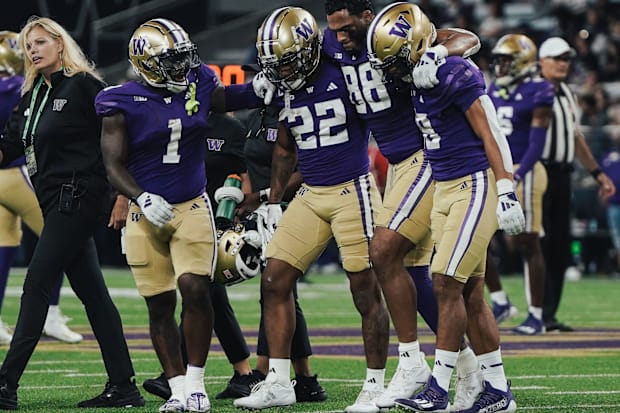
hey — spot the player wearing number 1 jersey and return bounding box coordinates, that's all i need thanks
[233,6,390,411]
[324,0,483,410]
[96,18,267,413]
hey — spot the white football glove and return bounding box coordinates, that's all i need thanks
[496,179,525,235]
[136,192,174,228]
[252,203,273,262]
[241,229,263,249]
[266,203,282,233]
[413,45,448,89]
[214,186,244,204]
[252,71,275,105]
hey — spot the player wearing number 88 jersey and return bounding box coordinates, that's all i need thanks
[368,3,521,412]
[233,6,390,411]
[324,1,482,410]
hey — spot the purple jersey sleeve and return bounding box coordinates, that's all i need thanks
[324,28,423,164]
[0,75,24,168]
[95,64,219,203]
[489,77,554,162]
[413,57,489,181]
[275,58,369,186]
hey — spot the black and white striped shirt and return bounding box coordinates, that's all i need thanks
[541,82,577,165]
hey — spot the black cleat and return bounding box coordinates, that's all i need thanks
[216,369,266,399]
[142,372,171,400]
[293,374,328,402]
[0,383,17,410]
[77,380,145,408]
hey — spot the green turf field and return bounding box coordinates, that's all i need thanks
[0,267,618,412]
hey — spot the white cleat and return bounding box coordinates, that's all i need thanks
[186,392,210,412]
[375,352,431,408]
[451,369,483,412]
[0,318,12,345]
[233,373,295,409]
[345,388,384,413]
[43,312,83,343]
[159,397,185,412]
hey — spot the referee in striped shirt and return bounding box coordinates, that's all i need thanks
[538,37,615,332]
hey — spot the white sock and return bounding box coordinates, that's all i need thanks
[185,364,205,396]
[456,346,479,377]
[477,349,508,391]
[268,358,291,385]
[398,341,421,369]
[529,306,543,320]
[363,368,385,390]
[168,375,185,402]
[432,349,458,392]
[490,291,508,305]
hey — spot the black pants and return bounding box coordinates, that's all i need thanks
[257,283,312,359]
[0,203,135,390]
[210,282,250,364]
[541,164,573,323]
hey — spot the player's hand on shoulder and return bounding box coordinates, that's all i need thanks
[495,179,525,235]
[413,45,448,89]
[252,71,276,105]
[136,191,175,228]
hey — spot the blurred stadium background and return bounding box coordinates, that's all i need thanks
[2,0,620,276]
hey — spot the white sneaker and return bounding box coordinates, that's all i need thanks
[159,397,185,412]
[233,373,295,409]
[43,311,83,343]
[345,388,383,413]
[451,369,483,411]
[0,318,12,345]
[186,392,210,412]
[375,352,431,408]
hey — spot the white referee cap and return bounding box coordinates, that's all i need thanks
[539,37,576,58]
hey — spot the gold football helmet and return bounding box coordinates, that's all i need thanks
[491,34,537,86]
[128,18,199,93]
[256,6,322,91]
[213,225,262,286]
[0,31,23,76]
[367,1,435,82]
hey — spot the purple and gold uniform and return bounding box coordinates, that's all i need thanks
[489,78,554,233]
[412,57,498,282]
[0,75,45,247]
[95,64,219,296]
[323,29,433,266]
[265,57,381,273]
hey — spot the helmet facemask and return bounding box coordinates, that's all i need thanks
[129,19,199,94]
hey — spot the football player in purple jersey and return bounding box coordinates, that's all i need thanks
[368,3,524,412]
[487,34,555,336]
[324,1,483,410]
[233,7,390,410]
[96,18,272,413]
[0,31,82,345]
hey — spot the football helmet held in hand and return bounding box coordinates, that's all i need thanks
[367,2,436,84]
[214,224,263,286]
[256,6,322,91]
[128,18,199,93]
[491,34,537,87]
[0,31,23,76]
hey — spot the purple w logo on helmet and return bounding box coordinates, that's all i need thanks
[389,14,412,39]
[131,37,147,56]
[295,18,314,41]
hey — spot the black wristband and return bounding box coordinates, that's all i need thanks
[590,168,603,180]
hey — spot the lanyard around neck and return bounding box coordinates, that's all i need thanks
[21,76,52,146]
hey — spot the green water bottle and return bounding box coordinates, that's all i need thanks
[215,174,242,229]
